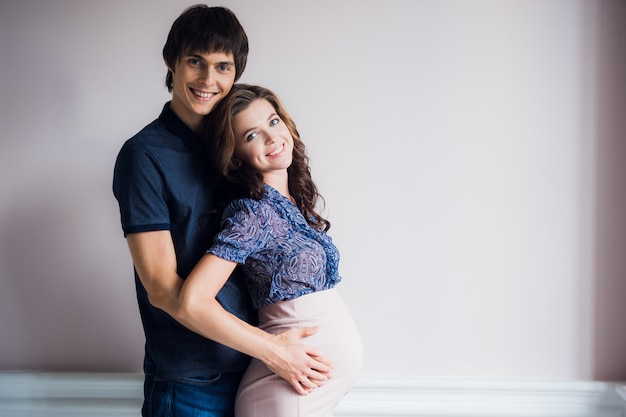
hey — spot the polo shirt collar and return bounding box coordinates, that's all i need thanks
[159,102,203,151]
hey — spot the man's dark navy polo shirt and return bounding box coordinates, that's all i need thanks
[113,102,255,380]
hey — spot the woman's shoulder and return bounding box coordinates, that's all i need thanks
[224,195,267,212]
[222,196,274,224]
[218,196,277,245]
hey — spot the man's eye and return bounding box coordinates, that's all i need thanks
[219,65,230,72]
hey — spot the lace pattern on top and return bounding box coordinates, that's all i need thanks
[208,185,341,309]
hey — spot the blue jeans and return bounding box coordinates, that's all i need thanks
[142,371,244,417]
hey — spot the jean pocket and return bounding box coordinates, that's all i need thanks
[175,374,222,387]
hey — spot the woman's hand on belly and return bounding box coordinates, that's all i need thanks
[263,326,334,395]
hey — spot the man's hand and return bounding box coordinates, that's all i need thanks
[264,327,333,395]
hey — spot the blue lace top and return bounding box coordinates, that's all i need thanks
[208,184,341,309]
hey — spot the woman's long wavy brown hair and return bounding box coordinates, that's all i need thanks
[200,84,330,232]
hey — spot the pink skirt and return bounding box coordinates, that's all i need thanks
[235,288,363,417]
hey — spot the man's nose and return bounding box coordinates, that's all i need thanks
[199,68,214,86]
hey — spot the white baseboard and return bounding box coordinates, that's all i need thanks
[0,373,624,417]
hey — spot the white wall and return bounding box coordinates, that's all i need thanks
[0,0,624,380]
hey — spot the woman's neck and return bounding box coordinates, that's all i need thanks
[263,171,290,200]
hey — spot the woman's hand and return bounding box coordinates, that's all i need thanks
[263,327,333,395]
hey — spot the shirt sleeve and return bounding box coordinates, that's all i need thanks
[208,199,271,264]
[113,143,170,236]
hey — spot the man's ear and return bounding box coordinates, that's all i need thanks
[164,59,174,73]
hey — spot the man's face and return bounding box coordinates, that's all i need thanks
[168,50,236,132]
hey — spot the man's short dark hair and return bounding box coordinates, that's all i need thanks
[163,5,249,92]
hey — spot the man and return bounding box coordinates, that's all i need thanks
[113,5,330,416]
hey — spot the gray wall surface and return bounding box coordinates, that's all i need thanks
[0,0,624,380]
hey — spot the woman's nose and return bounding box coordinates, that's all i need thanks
[265,132,279,144]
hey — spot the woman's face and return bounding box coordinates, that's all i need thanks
[233,98,294,180]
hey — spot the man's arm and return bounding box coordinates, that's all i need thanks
[126,230,182,312]
[126,230,332,395]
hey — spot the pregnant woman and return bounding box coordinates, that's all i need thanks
[180,83,363,417]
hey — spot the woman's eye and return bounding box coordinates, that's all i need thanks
[246,132,258,142]
[269,118,279,127]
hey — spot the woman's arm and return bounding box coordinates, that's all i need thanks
[126,230,331,395]
[176,253,332,395]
